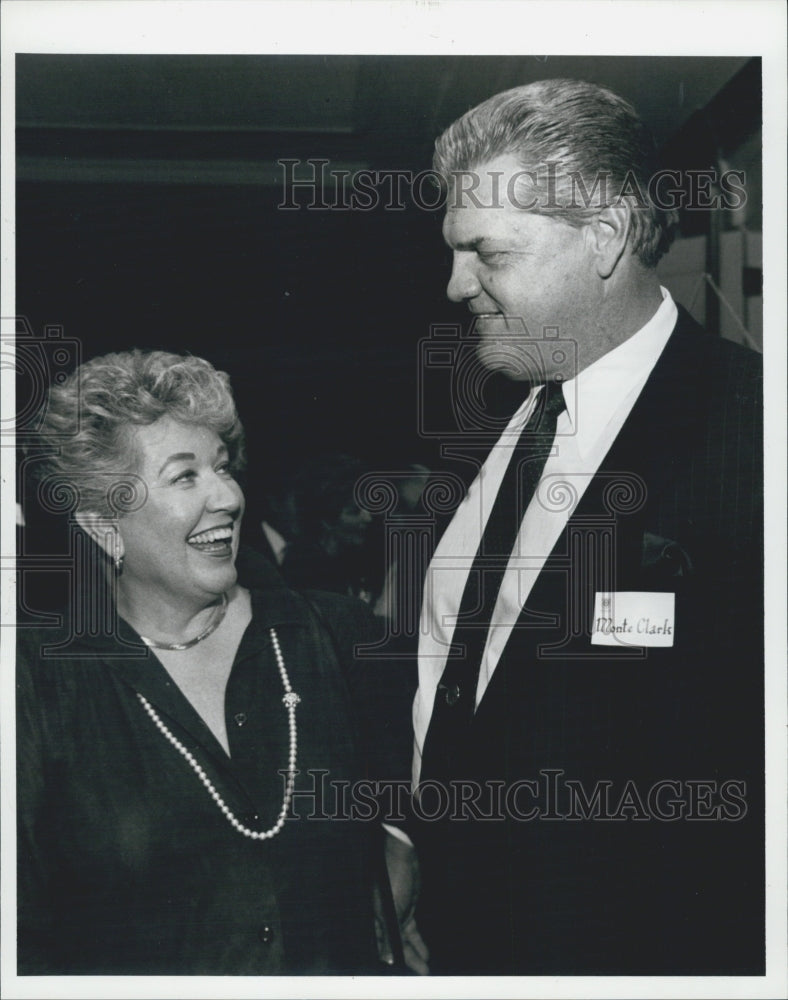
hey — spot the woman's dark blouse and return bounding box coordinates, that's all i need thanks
[17,551,396,975]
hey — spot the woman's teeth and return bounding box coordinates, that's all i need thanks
[187,527,233,546]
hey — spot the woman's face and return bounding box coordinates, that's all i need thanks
[116,417,245,605]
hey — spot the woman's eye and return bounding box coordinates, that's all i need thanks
[172,469,196,484]
[216,462,233,477]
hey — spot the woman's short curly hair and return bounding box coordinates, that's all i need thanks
[32,349,246,516]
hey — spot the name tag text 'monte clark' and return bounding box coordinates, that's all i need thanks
[590,592,675,648]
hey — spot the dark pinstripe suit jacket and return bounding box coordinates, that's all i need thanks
[415,306,764,975]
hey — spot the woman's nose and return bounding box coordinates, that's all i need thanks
[207,472,242,512]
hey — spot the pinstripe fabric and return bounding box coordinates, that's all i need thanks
[414,307,764,975]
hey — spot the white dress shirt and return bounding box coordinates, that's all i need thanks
[412,288,679,786]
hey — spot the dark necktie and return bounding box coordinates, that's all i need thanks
[420,380,567,784]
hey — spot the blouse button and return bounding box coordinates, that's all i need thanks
[259,924,275,945]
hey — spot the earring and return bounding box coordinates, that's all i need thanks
[114,546,124,573]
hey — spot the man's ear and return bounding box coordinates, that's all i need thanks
[75,511,123,563]
[589,202,632,278]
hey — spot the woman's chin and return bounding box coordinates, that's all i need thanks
[195,561,238,599]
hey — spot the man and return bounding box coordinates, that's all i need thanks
[404,80,763,975]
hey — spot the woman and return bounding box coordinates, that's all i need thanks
[17,349,424,975]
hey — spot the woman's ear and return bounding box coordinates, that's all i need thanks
[75,511,124,566]
[589,201,632,278]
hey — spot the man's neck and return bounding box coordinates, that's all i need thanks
[577,272,665,374]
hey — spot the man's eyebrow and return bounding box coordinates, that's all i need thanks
[446,236,502,252]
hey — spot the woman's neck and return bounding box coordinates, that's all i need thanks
[117,580,233,646]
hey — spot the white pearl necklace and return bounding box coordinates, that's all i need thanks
[136,627,300,840]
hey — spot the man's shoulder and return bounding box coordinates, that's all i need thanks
[673,305,762,389]
[649,305,762,430]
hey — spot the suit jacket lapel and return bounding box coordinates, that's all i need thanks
[512,309,709,640]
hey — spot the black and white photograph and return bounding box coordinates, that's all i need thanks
[1,2,785,997]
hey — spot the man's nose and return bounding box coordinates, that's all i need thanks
[446,251,481,303]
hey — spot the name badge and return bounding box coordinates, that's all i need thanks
[590,592,675,647]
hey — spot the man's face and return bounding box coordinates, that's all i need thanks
[442,154,605,381]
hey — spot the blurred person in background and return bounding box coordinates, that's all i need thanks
[280,452,381,603]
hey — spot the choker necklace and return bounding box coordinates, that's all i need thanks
[137,627,300,840]
[138,592,229,651]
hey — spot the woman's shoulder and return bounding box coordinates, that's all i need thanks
[15,623,103,726]
[16,622,70,671]
[16,626,108,696]
[300,589,381,640]
[243,581,381,646]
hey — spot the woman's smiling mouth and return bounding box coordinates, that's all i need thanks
[186,524,234,554]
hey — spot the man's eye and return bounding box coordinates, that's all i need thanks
[478,251,504,265]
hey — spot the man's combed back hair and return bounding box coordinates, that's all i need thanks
[433,78,677,267]
[33,349,245,516]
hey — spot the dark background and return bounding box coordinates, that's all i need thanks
[15,54,761,521]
